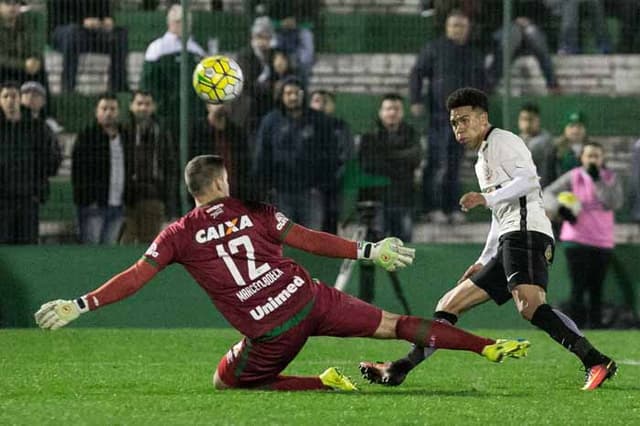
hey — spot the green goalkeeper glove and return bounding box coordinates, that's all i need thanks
[358,237,416,271]
[34,298,89,330]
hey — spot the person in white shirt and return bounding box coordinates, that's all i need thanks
[360,87,616,391]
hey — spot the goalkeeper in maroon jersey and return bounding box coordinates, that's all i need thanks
[35,155,529,391]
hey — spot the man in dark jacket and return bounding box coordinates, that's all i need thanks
[0,81,59,244]
[359,94,422,242]
[231,17,275,135]
[253,76,337,230]
[72,93,127,244]
[409,9,486,224]
[190,102,250,201]
[120,90,178,244]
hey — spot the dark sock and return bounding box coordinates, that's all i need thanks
[531,304,606,368]
[394,312,459,373]
[396,315,492,355]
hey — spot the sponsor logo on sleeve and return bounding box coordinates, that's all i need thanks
[145,242,159,258]
[275,212,289,231]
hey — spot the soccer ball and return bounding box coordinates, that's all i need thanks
[557,191,582,216]
[192,55,244,104]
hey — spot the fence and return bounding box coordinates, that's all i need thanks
[0,0,639,245]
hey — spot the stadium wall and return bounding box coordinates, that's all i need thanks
[2,245,638,329]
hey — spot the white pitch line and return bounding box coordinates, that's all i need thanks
[618,359,640,366]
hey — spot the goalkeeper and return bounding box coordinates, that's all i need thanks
[35,155,529,392]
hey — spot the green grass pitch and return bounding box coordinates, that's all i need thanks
[2,329,639,425]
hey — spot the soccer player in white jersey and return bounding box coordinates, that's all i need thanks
[360,88,617,390]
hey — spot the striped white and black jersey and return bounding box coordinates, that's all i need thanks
[475,127,554,242]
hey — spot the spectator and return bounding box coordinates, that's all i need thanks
[72,93,128,244]
[359,94,422,242]
[544,142,623,328]
[140,4,206,140]
[631,138,640,223]
[20,81,63,136]
[190,103,250,200]
[271,3,315,89]
[553,111,590,177]
[409,9,486,224]
[270,48,297,97]
[604,0,640,53]
[48,0,128,93]
[518,103,555,187]
[545,0,611,54]
[120,90,178,244]
[20,81,63,205]
[309,89,354,233]
[0,81,59,244]
[253,76,337,230]
[232,16,275,135]
[0,0,48,91]
[485,1,560,93]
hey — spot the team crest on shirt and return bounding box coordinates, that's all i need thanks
[484,163,493,181]
[195,215,254,243]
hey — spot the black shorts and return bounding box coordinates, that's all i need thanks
[471,231,555,305]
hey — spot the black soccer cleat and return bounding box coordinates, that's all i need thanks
[359,361,408,387]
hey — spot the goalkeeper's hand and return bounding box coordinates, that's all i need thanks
[34,298,88,330]
[358,237,416,271]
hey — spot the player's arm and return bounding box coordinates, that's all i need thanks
[283,223,415,272]
[482,167,540,208]
[458,215,499,283]
[34,259,158,330]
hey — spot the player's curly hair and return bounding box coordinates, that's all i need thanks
[185,155,226,196]
[446,87,489,112]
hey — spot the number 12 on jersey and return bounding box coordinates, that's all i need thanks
[216,235,271,286]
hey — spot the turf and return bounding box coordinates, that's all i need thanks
[1,329,639,425]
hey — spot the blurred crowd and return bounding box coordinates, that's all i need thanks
[0,0,639,252]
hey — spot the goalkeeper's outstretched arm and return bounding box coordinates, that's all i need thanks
[34,259,158,330]
[283,223,415,272]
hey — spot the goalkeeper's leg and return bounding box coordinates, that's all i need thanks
[361,279,492,385]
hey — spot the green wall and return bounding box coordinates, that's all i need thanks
[1,244,638,329]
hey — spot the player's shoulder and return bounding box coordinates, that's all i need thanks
[487,127,527,152]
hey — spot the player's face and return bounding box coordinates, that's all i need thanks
[518,111,540,136]
[96,99,119,127]
[379,99,404,129]
[130,94,155,121]
[446,15,470,44]
[450,106,487,149]
[0,87,20,117]
[282,84,303,110]
[581,145,604,169]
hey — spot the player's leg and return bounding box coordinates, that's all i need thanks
[213,306,356,392]
[365,279,491,384]
[505,232,617,390]
[361,258,506,385]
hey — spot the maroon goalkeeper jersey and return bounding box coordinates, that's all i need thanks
[143,197,316,339]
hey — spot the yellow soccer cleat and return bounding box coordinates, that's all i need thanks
[481,339,531,363]
[319,367,359,391]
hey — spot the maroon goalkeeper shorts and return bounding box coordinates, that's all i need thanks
[216,281,382,388]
